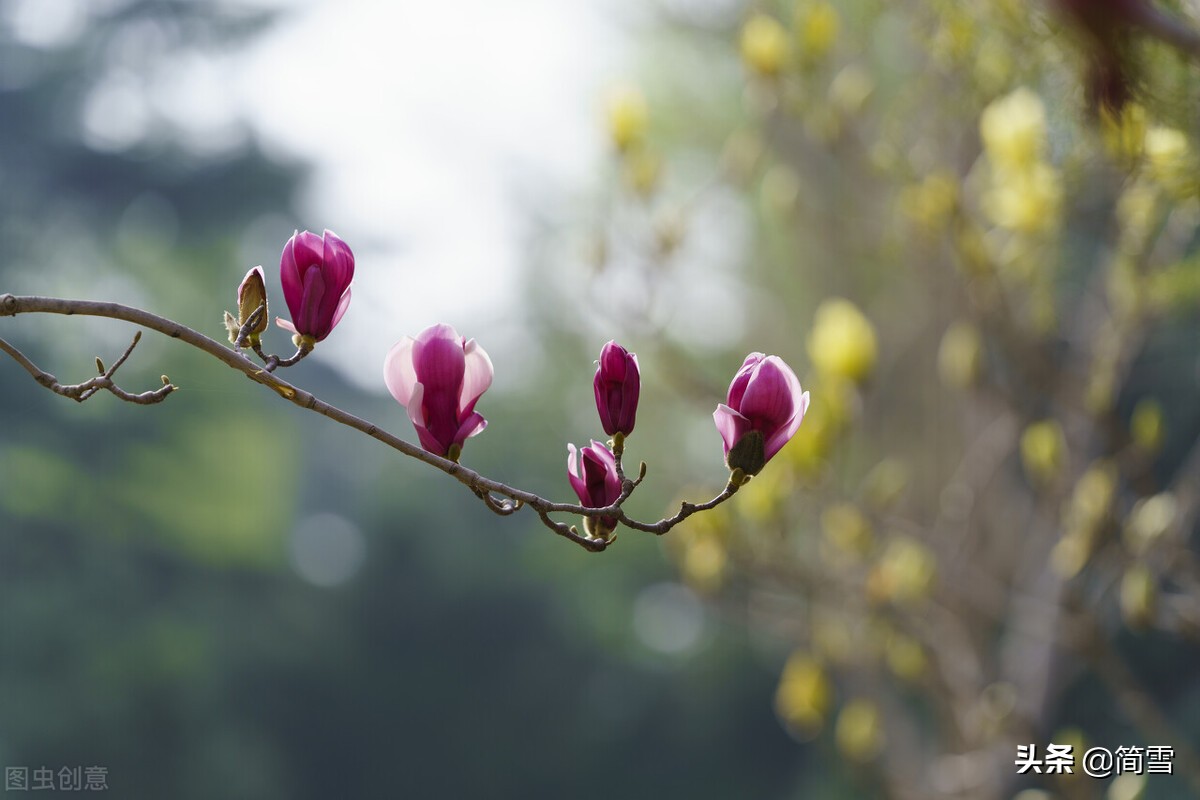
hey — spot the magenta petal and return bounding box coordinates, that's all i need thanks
[321,229,355,290]
[726,352,765,410]
[737,357,798,429]
[567,444,588,502]
[413,325,466,392]
[383,336,418,407]
[452,411,487,447]
[593,375,614,433]
[279,233,302,313]
[414,424,446,457]
[296,265,326,337]
[713,403,750,455]
[329,286,353,331]
[459,338,494,416]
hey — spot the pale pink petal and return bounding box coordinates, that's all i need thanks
[405,381,427,428]
[275,317,298,334]
[383,336,418,407]
[459,338,494,415]
[712,403,750,455]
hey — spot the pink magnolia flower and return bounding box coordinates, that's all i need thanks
[567,440,621,539]
[384,324,493,460]
[276,229,354,343]
[593,340,640,438]
[713,353,809,476]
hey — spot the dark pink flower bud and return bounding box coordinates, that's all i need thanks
[567,440,622,539]
[384,323,493,461]
[713,353,809,476]
[593,340,640,437]
[275,229,354,343]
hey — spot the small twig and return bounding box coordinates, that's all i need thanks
[0,330,175,405]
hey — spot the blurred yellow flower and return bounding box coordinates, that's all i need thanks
[795,1,838,62]
[901,170,959,231]
[807,298,878,384]
[937,321,983,388]
[980,87,1047,170]
[1143,126,1195,196]
[741,13,790,77]
[1101,103,1147,165]
[836,699,883,761]
[875,536,936,605]
[821,503,873,560]
[982,162,1062,233]
[1130,398,1165,453]
[1020,419,1066,485]
[775,652,832,738]
[861,458,910,511]
[885,632,926,681]
[605,84,648,151]
[1124,492,1177,555]
[1119,563,1157,629]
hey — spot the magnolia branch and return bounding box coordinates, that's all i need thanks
[0,293,740,552]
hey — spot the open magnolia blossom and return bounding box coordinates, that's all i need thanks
[593,340,640,438]
[276,229,355,344]
[713,353,809,477]
[383,323,493,461]
[567,440,622,540]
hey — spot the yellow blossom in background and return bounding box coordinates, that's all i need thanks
[1130,398,1164,453]
[740,13,790,77]
[1119,563,1157,629]
[980,87,1047,170]
[1051,531,1092,579]
[836,699,883,761]
[1124,492,1177,555]
[1108,773,1147,800]
[874,536,936,605]
[671,501,730,593]
[775,652,832,738]
[807,298,878,383]
[982,162,1062,233]
[861,458,910,511]
[937,321,984,388]
[828,64,873,118]
[605,84,648,151]
[1143,126,1196,197]
[884,631,926,681]
[794,0,839,63]
[901,170,959,231]
[811,611,855,664]
[1063,460,1116,538]
[621,147,662,196]
[736,460,790,523]
[821,503,873,561]
[1101,103,1147,165]
[1020,419,1066,485]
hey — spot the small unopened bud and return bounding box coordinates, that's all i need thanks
[234,266,269,344]
[95,357,106,374]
